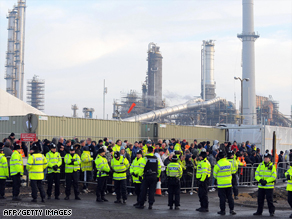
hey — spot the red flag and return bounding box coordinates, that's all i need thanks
[128,103,136,113]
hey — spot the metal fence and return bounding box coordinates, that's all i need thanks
[5,160,291,194]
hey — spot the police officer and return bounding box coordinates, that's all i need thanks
[95,147,110,202]
[166,155,182,210]
[130,149,143,207]
[64,145,81,200]
[46,143,62,200]
[26,144,48,202]
[254,153,277,216]
[196,149,211,212]
[214,150,236,215]
[227,150,239,199]
[0,147,8,199]
[111,151,129,204]
[136,146,161,210]
[10,143,23,201]
[285,162,292,218]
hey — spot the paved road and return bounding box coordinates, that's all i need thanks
[0,188,291,219]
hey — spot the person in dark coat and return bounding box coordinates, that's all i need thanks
[278,151,284,178]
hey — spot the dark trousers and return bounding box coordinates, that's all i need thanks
[65,172,79,197]
[114,179,127,201]
[198,178,209,209]
[134,183,141,203]
[288,191,292,208]
[96,176,108,198]
[139,175,157,205]
[218,187,234,212]
[31,180,45,200]
[257,188,275,214]
[0,179,6,197]
[168,178,180,207]
[12,174,21,197]
[232,174,238,196]
[47,172,60,198]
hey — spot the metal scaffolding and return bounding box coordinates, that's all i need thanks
[27,75,45,111]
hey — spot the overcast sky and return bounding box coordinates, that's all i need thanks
[0,0,291,119]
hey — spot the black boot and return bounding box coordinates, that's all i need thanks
[148,204,153,210]
[96,197,104,202]
[64,196,69,200]
[217,211,226,215]
[102,197,108,202]
[253,212,262,216]
[12,196,22,201]
[114,200,121,204]
[75,196,81,200]
[230,210,236,215]
[31,199,37,202]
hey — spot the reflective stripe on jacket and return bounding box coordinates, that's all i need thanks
[196,158,211,181]
[227,158,238,174]
[46,151,62,174]
[64,153,80,173]
[10,151,23,176]
[95,154,110,177]
[213,158,232,188]
[0,154,9,179]
[166,162,182,178]
[81,151,93,172]
[285,166,292,191]
[26,153,48,180]
[111,155,129,180]
[130,157,144,183]
[138,153,161,178]
[255,161,277,189]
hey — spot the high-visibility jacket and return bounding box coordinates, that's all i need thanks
[10,151,23,176]
[227,158,238,174]
[285,166,292,191]
[0,153,9,179]
[166,162,183,178]
[174,143,182,154]
[130,157,144,183]
[81,151,93,172]
[178,159,186,170]
[196,158,211,181]
[255,161,277,189]
[138,153,161,178]
[46,151,62,174]
[64,153,80,173]
[213,158,232,188]
[26,153,48,180]
[142,145,148,156]
[126,148,131,159]
[111,155,129,180]
[95,154,110,178]
[112,144,121,152]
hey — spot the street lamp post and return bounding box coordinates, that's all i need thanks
[234,77,249,125]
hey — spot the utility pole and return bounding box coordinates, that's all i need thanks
[103,79,107,120]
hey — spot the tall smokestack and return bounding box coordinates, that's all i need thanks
[237,0,259,125]
[201,40,216,101]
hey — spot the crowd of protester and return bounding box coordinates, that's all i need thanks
[1,132,290,194]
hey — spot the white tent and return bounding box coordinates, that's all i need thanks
[0,88,46,116]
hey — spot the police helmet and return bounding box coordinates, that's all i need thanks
[172,155,178,162]
[31,143,39,153]
[136,149,143,155]
[264,153,271,159]
[218,149,225,159]
[70,146,75,151]
[114,151,120,159]
[50,143,57,149]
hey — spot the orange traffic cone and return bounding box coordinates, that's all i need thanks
[155,178,162,196]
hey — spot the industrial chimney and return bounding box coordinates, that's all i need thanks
[201,40,216,101]
[237,0,259,125]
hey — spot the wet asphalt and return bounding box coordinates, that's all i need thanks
[0,187,291,219]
